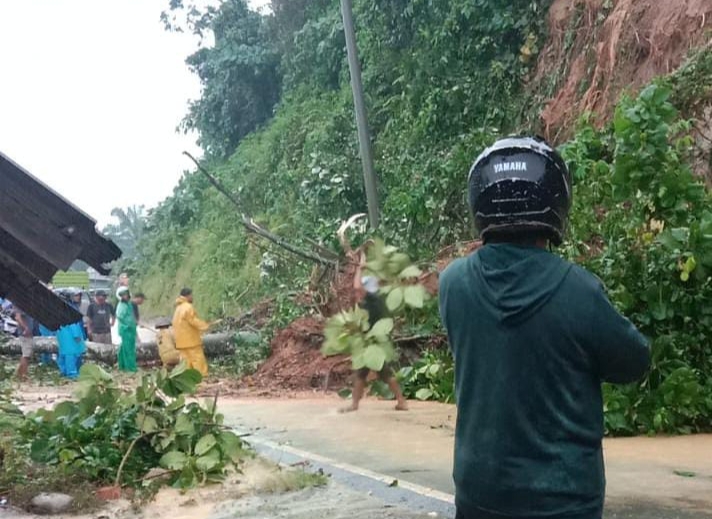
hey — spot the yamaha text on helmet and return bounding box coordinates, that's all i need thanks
[468,136,572,245]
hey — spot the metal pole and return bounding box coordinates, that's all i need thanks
[340,0,379,230]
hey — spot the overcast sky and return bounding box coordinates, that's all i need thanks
[0,0,268,228]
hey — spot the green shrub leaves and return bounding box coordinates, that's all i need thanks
[562,82,712,434]
[322,240,429,369]
[19,363,246,489]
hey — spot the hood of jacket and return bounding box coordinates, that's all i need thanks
[469,243,572,324]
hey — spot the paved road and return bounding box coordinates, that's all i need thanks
[220,395,712,519]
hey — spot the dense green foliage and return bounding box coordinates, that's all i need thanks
[129,1,712,434]
[398,349,455,403]
[133,0,550,316]
[395,81,712,433]
[561,83,712,434]
[163,0,282,157]
[19,364,245,489]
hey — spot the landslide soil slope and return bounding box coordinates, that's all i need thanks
[534,0,712,142]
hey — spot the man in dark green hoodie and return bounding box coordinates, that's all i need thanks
[439,137,650,519]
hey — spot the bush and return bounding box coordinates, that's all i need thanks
[19,363,247,489]
[212,331,270,378]
[561,82,712,434]
[0,439,100,513]
[398,349,455,403]
[397,82,712,436]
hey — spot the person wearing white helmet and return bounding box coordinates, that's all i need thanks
[116,286,137,372]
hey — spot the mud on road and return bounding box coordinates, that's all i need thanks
[220,395,712,519]
[9,382,712,519]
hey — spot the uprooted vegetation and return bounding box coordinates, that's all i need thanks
[0,357,338,515]
[0,363,246,511]
[322,239,430,373]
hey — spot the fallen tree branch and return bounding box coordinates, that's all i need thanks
[337,213,367,253]
[304,238,341,261]
[183,151,337,266]
[246,235,303,266]
[2,332,238,363]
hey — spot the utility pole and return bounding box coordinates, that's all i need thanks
[340,0,379,230]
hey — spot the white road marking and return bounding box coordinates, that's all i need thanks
[238,430,455,504]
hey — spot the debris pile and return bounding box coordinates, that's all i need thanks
[250,316,351,391]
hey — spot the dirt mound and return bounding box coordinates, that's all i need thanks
[535,0,712,141]
[324,262,359,314]
[250,316,351,391]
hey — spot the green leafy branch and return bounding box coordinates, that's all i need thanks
[20,363,247,490]
[363,238,429,312]
[322,239,430,369]
[322,309,397,371]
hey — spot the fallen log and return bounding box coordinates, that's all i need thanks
[184,152,338,267]
[1,332,242,364]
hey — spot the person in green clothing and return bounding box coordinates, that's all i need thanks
[439,137,650,519]
[116,286,137,372]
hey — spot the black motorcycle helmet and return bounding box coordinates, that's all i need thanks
[468,136,572,245]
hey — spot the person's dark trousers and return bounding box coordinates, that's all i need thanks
[455,508,603,519]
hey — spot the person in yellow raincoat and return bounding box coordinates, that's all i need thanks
[172,288,214,377]
[155,317,180,369]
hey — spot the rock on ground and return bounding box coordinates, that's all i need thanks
[29,493,73,515]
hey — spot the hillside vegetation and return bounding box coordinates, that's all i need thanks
[126,0,712,434]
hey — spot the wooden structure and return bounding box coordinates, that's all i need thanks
[0,151,121,329]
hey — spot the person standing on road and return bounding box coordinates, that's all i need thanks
[14,307,35,381]
[116,286,138,372]
[70,290,89,339]
[439,137,650,519]
[55,318,86,379]
[340,249,408,413]
[86,290,115,344]
[55,292,86,379]
[172,288,214,377]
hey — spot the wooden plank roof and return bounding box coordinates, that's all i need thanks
[0,151,122,329]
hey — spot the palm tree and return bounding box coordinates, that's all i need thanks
[102,205,146,255]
